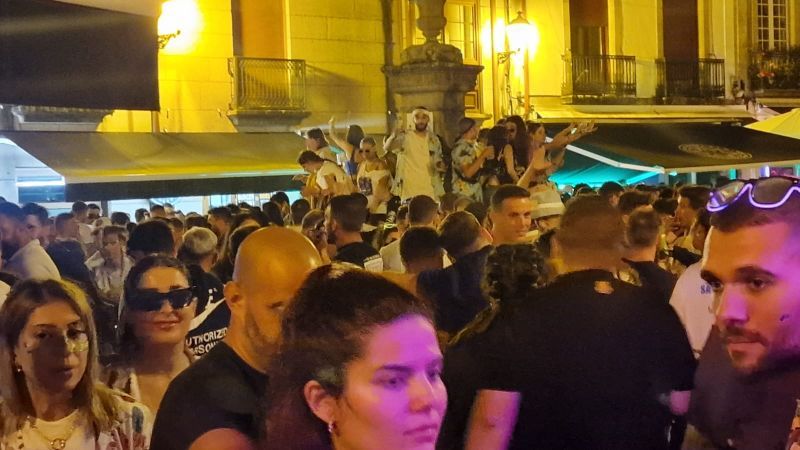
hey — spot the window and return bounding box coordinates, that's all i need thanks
[756,0,788,51]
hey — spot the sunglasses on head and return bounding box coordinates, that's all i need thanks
[126,287,194,312]
[708,176,800,212]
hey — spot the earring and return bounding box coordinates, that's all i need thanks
[327,421,336,435]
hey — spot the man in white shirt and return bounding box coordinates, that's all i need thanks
[384,107,444,201]
[0,202,60,280]
[669,262,715,357]
[71,201,95,247]
[381,195,440,272]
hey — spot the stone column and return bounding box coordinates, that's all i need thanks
[383,0,483,146]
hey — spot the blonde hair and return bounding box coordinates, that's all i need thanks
[0,279,122,435]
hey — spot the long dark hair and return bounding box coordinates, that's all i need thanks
[486,125,509,155]
[506,115,530,168]
[264,265,433,450]
[118,255,190,361]
[449,244,546,346]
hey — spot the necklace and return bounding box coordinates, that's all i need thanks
[19,411,80,450]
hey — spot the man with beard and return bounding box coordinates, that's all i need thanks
[686,177,800,450]
[384,106,444,200]
[151,227,323,450]
[0,202,59,280]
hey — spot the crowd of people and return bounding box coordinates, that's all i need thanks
[0,111,799,450]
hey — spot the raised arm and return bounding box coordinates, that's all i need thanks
[546,121,598,151]
[328,116,355,160]
[459,145,492,179]
[383,121,405,153]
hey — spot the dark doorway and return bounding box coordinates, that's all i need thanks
[662,0,699,60]
[660,0,702,99]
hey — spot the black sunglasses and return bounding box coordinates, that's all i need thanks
[126,288,194,312]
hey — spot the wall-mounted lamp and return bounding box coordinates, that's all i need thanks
[158,0,201,53]
[158,30,181,50]
[506,11,539,57]
[498,12,539,116]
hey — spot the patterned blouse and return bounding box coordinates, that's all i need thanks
[450,138,483,202]
[1,391,152,450]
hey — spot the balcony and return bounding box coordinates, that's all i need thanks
[227,57,310,131]
[749,47,800,99]
[656,59,725,104]
[562,54,637,104]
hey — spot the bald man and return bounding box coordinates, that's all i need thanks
[151,228,323,450]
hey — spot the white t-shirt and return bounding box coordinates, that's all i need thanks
[379,238,451,273]
[14,409,95,450]
[357,164,392,214]
[315,146,337,163]
[316,161,348,191]
[4,240,60,281]
[669,262,715,356]
[399,132,435,200]
[78,223,95,245]
[5,393,153,450]
[380,239,403,272]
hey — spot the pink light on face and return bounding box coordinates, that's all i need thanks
[704,223,800,374]
[332,315,447,450]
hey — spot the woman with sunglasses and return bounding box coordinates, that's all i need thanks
[103,255,196,415]
[0,279,152,449]
[355,137,392,224]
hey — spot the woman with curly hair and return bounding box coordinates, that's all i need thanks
[437,244,547,450]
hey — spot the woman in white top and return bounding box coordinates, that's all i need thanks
[298,151,353,209]
[0,279,152,450]
[355,137,392,220]
[102,256,196,415]
[85,225,133,304]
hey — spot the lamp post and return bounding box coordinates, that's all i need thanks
[498,11,538,117]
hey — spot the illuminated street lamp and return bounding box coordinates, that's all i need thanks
[498,11,539,116]
[506,11,539,55]
[158,0,202,53]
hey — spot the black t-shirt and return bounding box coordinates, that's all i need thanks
[185,265,230,357]
[186,298,231,357]
[333,241,383,271]
[150,342,268,450]
[438,307,511,450]
[477,270,696,450]
[417,245,492,334]
[624,259,678,304]
[689,330,800,450]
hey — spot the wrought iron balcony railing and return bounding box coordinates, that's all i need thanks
[229,57,307,111]
[562,54,637,103]
[656,59,725,100]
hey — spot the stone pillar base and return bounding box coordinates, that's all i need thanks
[384,56,482,145]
